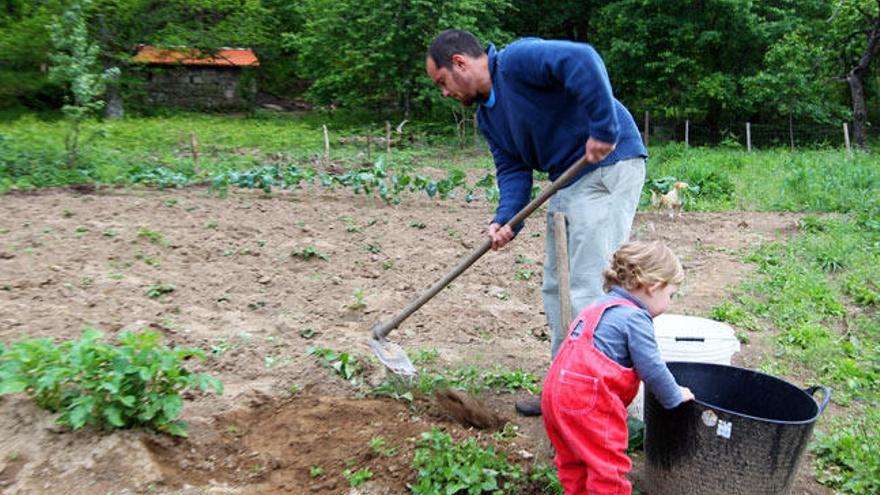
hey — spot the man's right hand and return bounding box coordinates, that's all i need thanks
[488,222,514,251]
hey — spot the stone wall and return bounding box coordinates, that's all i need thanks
[137,65,256,111]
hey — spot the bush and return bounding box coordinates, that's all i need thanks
[0,328,222,436]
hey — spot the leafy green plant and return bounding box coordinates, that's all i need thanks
[306,346,363,385]
[145,283,175,298]
[347,288,367,311]
[365,242,382,254]
[137,227,168,247]
[343,467,373,487]
[515,269,535,281]
[309,465,324,478]
[0,329,222,436]
[813,411,880,494]
[369,436,398,456]
[411,427,524,495]
[291,246,328,261]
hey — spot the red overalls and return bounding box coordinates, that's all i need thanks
[542,298,642,495]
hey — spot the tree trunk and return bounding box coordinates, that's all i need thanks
[105,84,124,120]
[847,71,869,148]
[845,6,880,150]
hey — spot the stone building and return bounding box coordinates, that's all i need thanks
[130,45,259,111]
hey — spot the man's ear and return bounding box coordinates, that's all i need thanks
[451,53,467,70]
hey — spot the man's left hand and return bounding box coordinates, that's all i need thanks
[585,137,615,164]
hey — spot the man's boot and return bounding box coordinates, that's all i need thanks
[514,396,542,416]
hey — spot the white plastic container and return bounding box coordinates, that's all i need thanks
[627,314,742,420]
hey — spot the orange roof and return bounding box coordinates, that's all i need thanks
[131,45,259,67]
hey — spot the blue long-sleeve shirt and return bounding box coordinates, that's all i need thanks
[476,38,647,228]
[593,287,684,409]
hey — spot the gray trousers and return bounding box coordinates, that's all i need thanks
[543,157,646,358]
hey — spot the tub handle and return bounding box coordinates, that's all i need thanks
[804,385,832,414]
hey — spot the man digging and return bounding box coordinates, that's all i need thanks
[426,30,647,416]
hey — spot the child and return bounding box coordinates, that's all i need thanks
[541,240,695,495]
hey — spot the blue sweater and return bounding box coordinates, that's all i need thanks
[593,287,683,409]
[476,39,647,228]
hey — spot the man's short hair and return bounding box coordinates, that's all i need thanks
[428,29,483,69]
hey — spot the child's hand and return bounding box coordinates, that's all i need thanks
[679,386,695,403]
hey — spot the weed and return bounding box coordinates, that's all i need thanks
[205,220,218,229]
[291,246,328,261]
[62,209,74,218]
[309,466,324,478]
[382,259,394,270]
[515,269,535,281]
[146,283,175,298]
[365,242,381,254]
[299,328,316,339]
[74,226,89,237]
[343,467,373,487]
[137,228,168,247]
[369,436,398,457]
[411,428,523,494]
[306,346,363,385]
[102,229,117,238]
[813,410,879,494]
[346,288,367,311]
[410,221,427,229]
[514,254,534,264]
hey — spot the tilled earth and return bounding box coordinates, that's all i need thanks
[0,181,830,494]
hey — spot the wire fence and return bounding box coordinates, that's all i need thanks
[639,113,877,151]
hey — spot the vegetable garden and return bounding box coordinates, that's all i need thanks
[0,112,877,494]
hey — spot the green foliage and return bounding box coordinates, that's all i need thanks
[813,410,880,495]
[343,467,373,487]
[290,246,328,261]
[347,288,367,311]
[306,346,364,385]
[725,213,879,492]
[411,427,523,495]
[0,329,222,436]
[47,0,118,169]
[145,283,175,298]
[286,0,512,113]
[137,227,167,246]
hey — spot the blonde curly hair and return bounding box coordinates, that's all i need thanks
[603,241,684,292]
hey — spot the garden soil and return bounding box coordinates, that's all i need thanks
[0,179,832,494]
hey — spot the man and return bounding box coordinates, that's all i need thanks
[426,30,647,416]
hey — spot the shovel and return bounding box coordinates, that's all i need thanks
[369,153,594,376]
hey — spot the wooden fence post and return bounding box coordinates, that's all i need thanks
[190,131,200,175]
[643,111,650,146]
[322,125,330,162]
[746,122,752,152]
[385,121,391,153]
[473,112,479,149]
[843,122,852,157]
[685,120,689,147]
[553,213,572,331]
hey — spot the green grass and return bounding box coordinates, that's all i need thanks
[644,143,879,214]
[711,214,879,494]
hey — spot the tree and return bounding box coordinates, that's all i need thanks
[286,0,512,118]
[48,0,118,168]
[744,32,848,147]
[593,0,766,124]
[827,0,880,149]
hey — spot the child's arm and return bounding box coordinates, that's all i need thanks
[627,312,690,408]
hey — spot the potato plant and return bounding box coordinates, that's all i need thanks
[0,329,222,436]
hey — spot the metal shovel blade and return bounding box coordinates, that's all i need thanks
[368,336,417,377]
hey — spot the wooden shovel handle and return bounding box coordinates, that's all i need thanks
[372,154,592,340]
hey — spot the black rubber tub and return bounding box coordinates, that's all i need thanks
[645,362,830,495]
